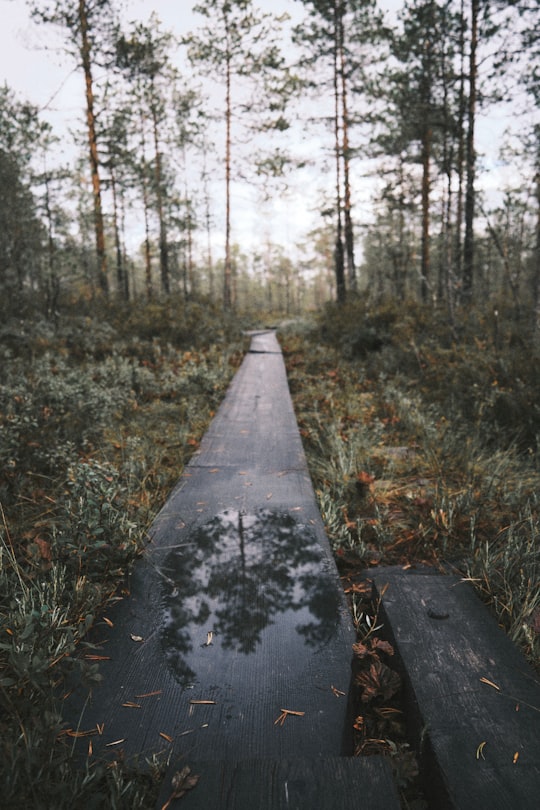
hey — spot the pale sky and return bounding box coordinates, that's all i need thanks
[0,0,529,256]
[1,0,404,252]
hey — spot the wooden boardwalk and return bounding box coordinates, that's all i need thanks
[371,567,540,810]
[63,331,400,808]
[63,330,540,808]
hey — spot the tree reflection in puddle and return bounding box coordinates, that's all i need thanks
[160,509,340,685]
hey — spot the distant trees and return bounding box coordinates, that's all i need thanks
[186,0,296,308]
[115,17,179,296]
[294,0,384,303]
[0,0,535,328]
[0,87,47,312]
[354,0,539,331]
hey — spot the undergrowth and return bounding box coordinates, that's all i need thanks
[282,302,539,807]
[3,294,538,806]
[0,297,246,808]
[282,301,540,668]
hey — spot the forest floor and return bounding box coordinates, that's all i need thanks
[1,297,539,808]
[282,305,540,806]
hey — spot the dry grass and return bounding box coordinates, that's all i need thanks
[282,308,540,668]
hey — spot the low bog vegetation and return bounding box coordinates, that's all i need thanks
[0,297,246,808]
[2,295,538,807]
[283,300,540,669]
[283,301,539,806]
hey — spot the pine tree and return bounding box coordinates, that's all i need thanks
[186,0,294,309]
[29,0,118,296]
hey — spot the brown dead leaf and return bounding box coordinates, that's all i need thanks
[161,766,200,809]
[343,580,372,596]
[355,660,401,703]
[371,637,395,657]
[352,641,371,660]
[33,537,52,563]
[352,636,394,660]
[356,471,375,493]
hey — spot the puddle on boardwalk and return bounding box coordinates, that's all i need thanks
[160,509,340,685]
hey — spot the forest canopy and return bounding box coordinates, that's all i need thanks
[0,0,538,333]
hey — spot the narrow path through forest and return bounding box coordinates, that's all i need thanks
[61,330,540,810]
[62,330,399,809]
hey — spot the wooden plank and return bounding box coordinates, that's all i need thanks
[157,756,401,810]
[247,330,282,354]
[371,568,540,810]
[62,332,357,768]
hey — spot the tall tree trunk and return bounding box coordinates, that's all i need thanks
[333,2,346,304]
[79,0,108,295]
[202,142,215,299]
[337,1,356,293]
[420,124,432,302]
[462,0,478,300]
[454,0,466,287]
[534,167,540,337]
[140,112,153,300]
[224,47,233,309]
[43,173,59,320]
[110,165,128,299]
[150,87,170,295]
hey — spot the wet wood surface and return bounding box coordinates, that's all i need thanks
[157,756,400,810]
[371,567,540,809]
[61,331,401,808]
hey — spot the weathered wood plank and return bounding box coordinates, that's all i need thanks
[62,332,356,770]
[247,330,283,354]
[371,567,540,809]
[157,756,401,810]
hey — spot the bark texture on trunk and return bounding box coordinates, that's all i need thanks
[463,0,478,300]
[79,0,108,295]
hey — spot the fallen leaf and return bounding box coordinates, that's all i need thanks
[162,766,200,809]
[355,660,401,703]
[159,732,173,742]
[352,641,371,660]
[343,581,372,596]
[371,637,395,657]
[34,537,52,563]
[353,636,393,660]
